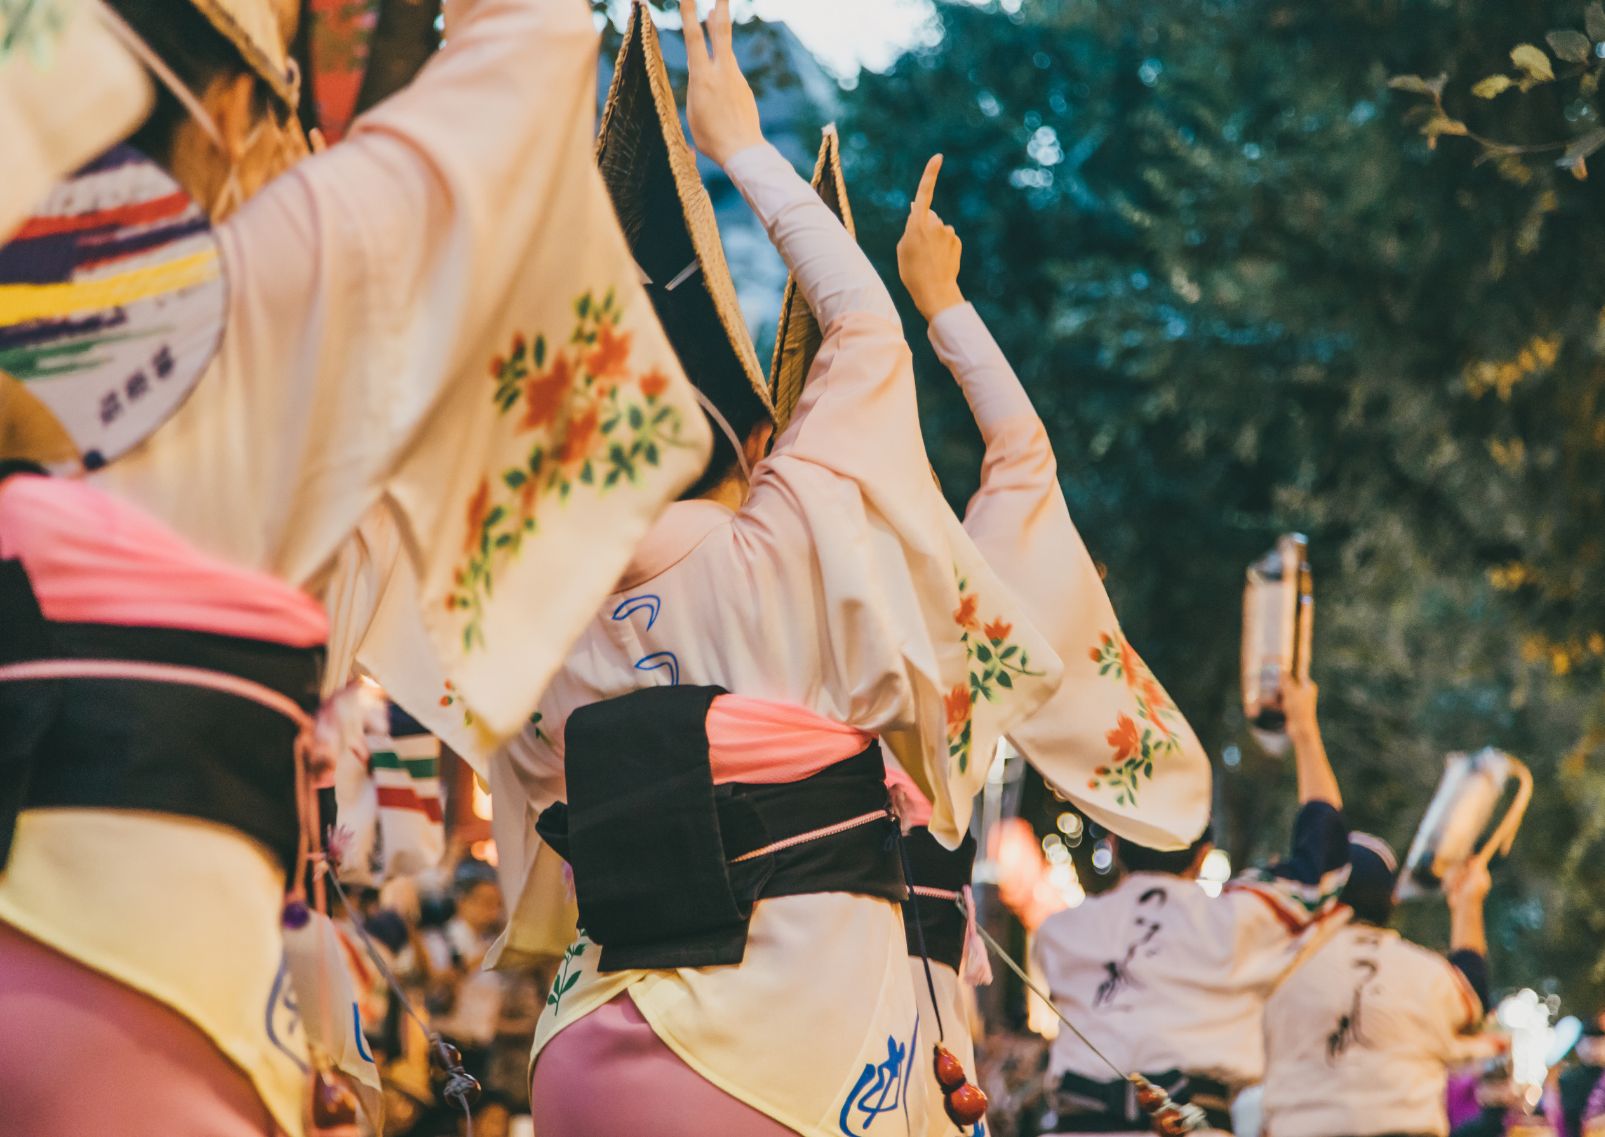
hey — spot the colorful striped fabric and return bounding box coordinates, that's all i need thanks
[366,702,445,876]
[0,145,224,471]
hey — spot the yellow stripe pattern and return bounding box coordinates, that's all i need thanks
[0,249,220,324]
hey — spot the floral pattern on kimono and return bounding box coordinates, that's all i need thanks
[933,302,1211,849]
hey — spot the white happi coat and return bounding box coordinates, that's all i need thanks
[493,141,1063,1137]
[1261,924,1483,1137]
[0,2,706,1132]
[1033,842,1350,1093]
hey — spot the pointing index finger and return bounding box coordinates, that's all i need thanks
[911,153,943,216]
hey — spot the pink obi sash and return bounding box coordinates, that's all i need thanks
[705,694,873,785]
[0,474,326,646]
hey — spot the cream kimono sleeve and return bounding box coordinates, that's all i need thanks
[724,144,1062,847]
[96,0,711,757]
[1,0,150,240]
[931,302,1210,849]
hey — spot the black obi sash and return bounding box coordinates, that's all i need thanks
[901,826,978,970]
[535,685,906,972]
[0,557,323,877]
[1053,1069,1233,1133]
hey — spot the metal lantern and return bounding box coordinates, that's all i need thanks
[1241,533,1314,744]
[1398,748,1533,900]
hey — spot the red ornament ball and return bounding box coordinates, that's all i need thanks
[1153,1106,1192,1137]
[933,1045,968,1091]
[945,1082,989,1126]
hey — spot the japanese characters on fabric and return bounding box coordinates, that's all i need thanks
[0,0,151,240]
[0,146,225,471]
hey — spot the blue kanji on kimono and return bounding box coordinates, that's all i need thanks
[839,1022,917,1135]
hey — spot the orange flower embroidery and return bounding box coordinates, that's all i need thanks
[984,618,1013,642]
[953,594,980,631]
[1088,646,1104,663]
[1118,638,1140,685]
[640,368,669,400]
[586,320,633,384]
[1106,713,1141,763]
[521,353,573,433]
[944,684,972,730]
[557,406,600,465]
[463,476,491,553]
[1140,676,1174,737]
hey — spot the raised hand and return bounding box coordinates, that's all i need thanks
[1444,860,1493,909]
[679,0,764,168]
[896,154,965,320]
[1281,677,1320,741]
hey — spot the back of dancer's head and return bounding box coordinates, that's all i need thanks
[1340,832,1399,926]
[1117,826,1214,876]
[679,417,773,502]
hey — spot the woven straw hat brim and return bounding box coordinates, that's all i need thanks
[597,2,772,430]
[189,0,298,107]
[768,124,853,431]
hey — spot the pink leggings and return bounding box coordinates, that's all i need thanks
[0,920,281,1136]
[530,994,798,1135]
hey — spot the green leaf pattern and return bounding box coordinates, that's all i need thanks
[1088,631,1186,806]
[946,572,1045,774]
[447,289,697,652]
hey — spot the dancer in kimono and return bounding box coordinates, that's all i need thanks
[0,465,332,1136]
[888,152,1215,1136]
[495,4,1071,1134]
[1261,842,1491,1137]
[0,0,705,1130]
[1033,680,1350,1136]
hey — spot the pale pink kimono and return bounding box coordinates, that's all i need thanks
[0,476,327,1137]
[3,1,709,1130]
[504,139,1062,1136]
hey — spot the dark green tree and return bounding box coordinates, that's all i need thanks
[840,0,1605,1008]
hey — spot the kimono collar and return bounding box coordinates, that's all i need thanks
[615,499,734,590]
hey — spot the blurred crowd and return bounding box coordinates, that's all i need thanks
[334,847,543,1137]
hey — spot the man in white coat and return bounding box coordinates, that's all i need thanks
[1034,681,1350,1136]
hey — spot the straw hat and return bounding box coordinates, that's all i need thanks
[768,125,853,431]
[596,2,771,436]
[191,0,300,108]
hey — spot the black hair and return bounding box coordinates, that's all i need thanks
[1340,839,1399,926]
[677,418,742,500]
[453,857,499,894]
[676,412,773,501]
[1117,826,1214,875]
[106,0,270,165]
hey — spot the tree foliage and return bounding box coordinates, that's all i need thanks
[840,0,1605,1007]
